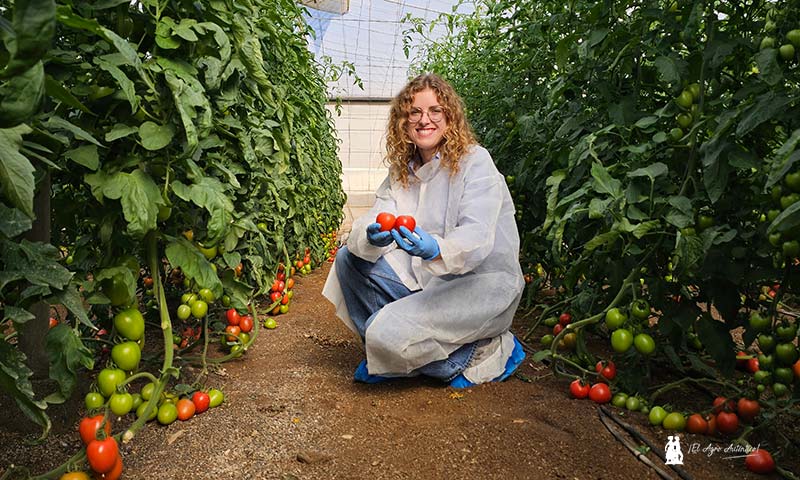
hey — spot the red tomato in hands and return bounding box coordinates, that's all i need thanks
[394,215,416,232]
[375,212,396,232]
[569,379,590,399]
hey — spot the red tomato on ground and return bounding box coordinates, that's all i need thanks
[192,391,210,414]
[176,398,196,421]
[588,383,611,403]
[715,411,739,435]
[79,415,111,445]
[569,379,590,399]
[375,212,396,232]
[737,398,760,423]
[745,449,775,474]
[686,414,708,434]
[86,437,119,473]
[93,454,122,480]
[394,215,416,232]
[712,396,735,413]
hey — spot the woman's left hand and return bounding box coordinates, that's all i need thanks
[391,226,440,260]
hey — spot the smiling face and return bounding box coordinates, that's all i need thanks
[406,88,447,164]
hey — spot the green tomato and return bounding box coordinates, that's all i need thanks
[675,90,693,109]
[196,243,218,260]
[181,292,197,305]
[540,334,554,347]
[749,312,771,333]
[687,83,701,102]
[605,308,628,330]
[611,329,634,353]
[141,382,155,401]
[780,193,800,210]
[543,316,558,327]
[753,370,772,385]
[782,240,800,259]
[136,401,157,421]
[113,308,145,341]
[758,334,776,353]
[625,396,641,411]
[785,171,800,192]
[758,353,775,371]
[208,388,224,408]
[773,367,794,385]
[767,209,781,222]
[97,368,126,397]
[775,343,799,365]
[611,393,629,408]
[264,318,277,329]
[696,214,714,231]
[775,322,798,341]
[676,113,692,129]
[111,341,141,371]
[662,412,686,431]
[630,299,650,320]
[788,29,800,48]
[772,382,789,397]
[634,333,656,355]
[779,44,796,61]
[221,295,231,307]
[157,402,179,425]
[198,288,215,303]
[101,276,133,307]
[85,392,105,410]
[177,304,192,321]
[649,406,668,426]
[191,300,209,319]
[109,392,134,416]
[131,392,143,410]
[668,127,684,142]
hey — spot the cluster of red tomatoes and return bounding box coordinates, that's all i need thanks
[221,308,255,356]
[376,212,416,233]
[267,262,296,319]
[568,359,617,404]
[322,230,339,262]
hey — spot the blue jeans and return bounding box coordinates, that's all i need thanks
[335,246,476,381]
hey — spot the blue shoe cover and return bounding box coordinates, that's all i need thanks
[449,336,526,389]
[354,359,390,384]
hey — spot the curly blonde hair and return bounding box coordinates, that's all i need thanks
[384,73,476,187]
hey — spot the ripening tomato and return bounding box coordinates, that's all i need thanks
[286,278,295,290]
[595,360,616,381]
[239,315,254,333]
[737,398,760,423]
[226,309,241,326]
[176,398,196,421]
[569,379,590,399]
[712,396,735,413]
[745,449,775,474]
[86,437,119,473]
[588,383,611,404]
[93,454,122,480]
[225,325,241,342]
[686,414,708,434]
[208,388,224,408]
[192,391,210,414]
[79,415,111,445]
[375,212,396,232]
[715,411,739,435]
[60,472,91,480]
[394,215,416,232]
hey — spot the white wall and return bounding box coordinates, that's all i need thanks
[326,101,391,233]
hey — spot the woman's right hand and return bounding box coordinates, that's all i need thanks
[366,223,394,247]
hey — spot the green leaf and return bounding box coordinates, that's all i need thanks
[44,116,103,147]
[0,0,56,78]
[44,74,90,114]
[3,305,34,324]
[138,121,174,151]
[85,169,163,237]
[766,129,800,189]
[767,200,800,236]
[165,238,223,298]
[65,144,99,170]
[0,339,51,441]
[0,125,35,218]
[50,285,94,330]
[590,162,622,198]
[736,92,792,138]
[0,239,72,291]
[755,49,782,86]
[696,314,736,377]
[627,162,668,181]
[105,123,138,142]
[588,197,611,219]
[174,18,199,41]
[172,177,234,244]
[531,349,552,363]
[93,266,136,306]
[0,203,32,237]
[95,56,139,113]
[45,325,93,404]
[584,231,620,252]
[634,116,659,129]
[542,170,566,232]
[654,55,681,87]
[632,220,660,239]
[0,62,45,127]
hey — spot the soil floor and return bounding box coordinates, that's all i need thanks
[0,263,792,480]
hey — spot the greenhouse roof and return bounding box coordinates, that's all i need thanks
[303,0,475,100]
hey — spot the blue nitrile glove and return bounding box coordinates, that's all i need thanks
[366,222,394,247]
[391,225,440,260]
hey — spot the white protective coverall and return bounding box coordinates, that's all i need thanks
[322,145,525,376]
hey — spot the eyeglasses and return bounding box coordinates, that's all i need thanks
[408,106,445,124]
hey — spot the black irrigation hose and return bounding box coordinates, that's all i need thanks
[599,405,694,480]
